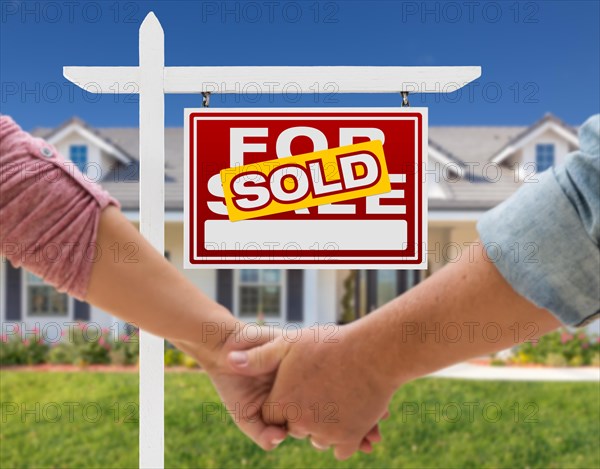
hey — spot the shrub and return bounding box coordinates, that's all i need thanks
[0,323,141,367]
[67,325,111,366]
[25,339,50,365]
[0,323,216,369]
[109,347,129,366]
[47,343,75,364]
[183,354,199,369]
[511,328,600,367]
[0,336,27,365]
[165,347,184,367]
[109,329,139,366]
[0,330,48,366]
[545,353,568,367]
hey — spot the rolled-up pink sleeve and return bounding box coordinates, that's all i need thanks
[0,115,120,300]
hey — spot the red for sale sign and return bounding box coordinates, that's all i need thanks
[184,108,427,269]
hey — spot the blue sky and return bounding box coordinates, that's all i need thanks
[1,0,598,130]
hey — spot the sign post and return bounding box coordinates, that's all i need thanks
[63,11,481,468]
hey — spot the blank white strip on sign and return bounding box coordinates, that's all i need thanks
[203,219,407,253]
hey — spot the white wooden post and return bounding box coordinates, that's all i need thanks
[138,13,165,469]
[62,11,481,469]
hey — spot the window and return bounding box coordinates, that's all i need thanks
[69,145,88,172]
[535,144,555,172]
[25,272,69,317]
[237,269,284,319]
[376,270,397,307]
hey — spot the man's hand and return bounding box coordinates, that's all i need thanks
[226,324,395,460]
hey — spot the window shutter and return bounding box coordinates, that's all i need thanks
[286,270,303,322]
[397,270,408,295]
[366,270,378,312]
[216,270,234,312]
[5,263,21,320]
[74,299,90,321]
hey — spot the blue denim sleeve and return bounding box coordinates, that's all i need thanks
[477,114,600,326]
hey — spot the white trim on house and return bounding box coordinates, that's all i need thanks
[232,269,287,323]
[491,121,578,164]
[46,122,131,164]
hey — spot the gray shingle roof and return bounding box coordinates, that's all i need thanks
[429,126,526,166]
[32,114,577,212]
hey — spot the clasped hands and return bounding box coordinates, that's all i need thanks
[182,321,397,460]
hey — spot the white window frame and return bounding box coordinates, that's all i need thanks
[21,270,74,322]
[233,269,287,323]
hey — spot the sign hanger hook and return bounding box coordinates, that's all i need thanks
[401,91,410,107]
[202,91,211,107]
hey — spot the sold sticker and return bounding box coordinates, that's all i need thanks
[220,140,391,221]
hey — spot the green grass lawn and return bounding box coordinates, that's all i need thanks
[1,371,598,469]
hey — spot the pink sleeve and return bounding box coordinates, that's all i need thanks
[0,115,120,300]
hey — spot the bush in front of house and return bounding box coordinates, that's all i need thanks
[164,343,199,368]
[47,343,76,364]
[511,328,600,367]
[0,324,201,367]
[0,327,49,365]
[66,324,111,366]
[0,324,140,367]
[164,346,185,367]
[0,332,49,365]
[109,333,140,366]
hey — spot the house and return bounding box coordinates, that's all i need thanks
[0,113,587,332]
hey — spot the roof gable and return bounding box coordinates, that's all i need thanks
[42,117,132,164]
[491,113,578,164]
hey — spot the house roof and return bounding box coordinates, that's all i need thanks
[429,126,526,167]
[31,114,579,212]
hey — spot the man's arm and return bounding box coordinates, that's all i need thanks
[350,240,561,388]
[230,242,561,459]
[229,114,599,459]
[477,114,599,326]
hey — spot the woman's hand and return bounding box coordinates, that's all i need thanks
[172,323,287,450]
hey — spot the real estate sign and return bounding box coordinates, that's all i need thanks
[184,108,427,269]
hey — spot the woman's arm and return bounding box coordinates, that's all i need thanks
[86,205,236,370]
[0,115,288,450]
